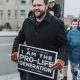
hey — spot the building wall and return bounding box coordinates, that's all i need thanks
[0,0,32,31]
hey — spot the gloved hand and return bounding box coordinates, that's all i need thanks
[11,52,18,63]
[51,59,64,70]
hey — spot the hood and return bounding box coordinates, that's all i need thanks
[28,11,35,21]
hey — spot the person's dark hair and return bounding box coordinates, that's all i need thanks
[71,19,78,24]
[32,0,48,5]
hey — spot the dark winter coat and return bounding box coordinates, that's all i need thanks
[12,11,70,80]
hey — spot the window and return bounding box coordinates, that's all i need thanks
[8,10,11,19]
[20,10,25,19]
[0,10,3,19]
[21,0,26,4]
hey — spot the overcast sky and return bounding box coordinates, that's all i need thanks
[64,0,80,17]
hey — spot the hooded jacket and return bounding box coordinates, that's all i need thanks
[67,28,80,63]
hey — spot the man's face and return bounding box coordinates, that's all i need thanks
[32,0,48,18]
[71,21,78,28]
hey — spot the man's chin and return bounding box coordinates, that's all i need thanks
[35,15,40,18]
[34,12,45,18]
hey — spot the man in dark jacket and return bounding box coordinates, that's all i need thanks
[48,0,61,18]
[11,0,70,80]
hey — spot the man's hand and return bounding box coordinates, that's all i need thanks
[11,52,18,63]
[51,59,65,70]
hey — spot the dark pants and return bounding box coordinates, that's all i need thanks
[20,70,57,80]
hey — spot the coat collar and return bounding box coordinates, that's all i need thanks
[43,10,52,23]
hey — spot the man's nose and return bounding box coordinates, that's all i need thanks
[35,5,38,9]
